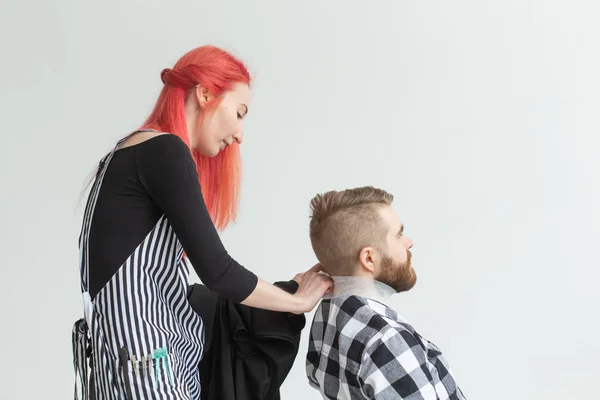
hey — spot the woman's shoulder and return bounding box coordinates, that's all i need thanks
[126,132,196,176]
[128,132,199,193]
[119,131,187,152]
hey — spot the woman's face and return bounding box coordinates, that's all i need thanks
[190,82,250,157]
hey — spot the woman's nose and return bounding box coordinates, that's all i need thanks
[233,129,243,144]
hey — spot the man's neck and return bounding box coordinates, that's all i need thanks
[325,276,397,304]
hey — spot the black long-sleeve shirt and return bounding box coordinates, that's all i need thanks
[88,134,257,302]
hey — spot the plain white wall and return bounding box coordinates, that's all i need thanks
[1,0,598,398]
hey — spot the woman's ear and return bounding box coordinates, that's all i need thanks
[194,86,212,108]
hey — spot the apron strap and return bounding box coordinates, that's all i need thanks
[72,318,91,400]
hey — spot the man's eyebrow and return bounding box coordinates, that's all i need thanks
[240,104,248,115]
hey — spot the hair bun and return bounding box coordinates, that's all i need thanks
[160,68,171,84]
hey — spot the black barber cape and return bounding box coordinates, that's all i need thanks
[187,280,306,400]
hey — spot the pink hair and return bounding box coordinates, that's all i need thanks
[140,45,251,231]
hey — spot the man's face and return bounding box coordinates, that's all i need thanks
[374,205,416,292]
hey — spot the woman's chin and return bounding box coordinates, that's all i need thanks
[194,146,220,158]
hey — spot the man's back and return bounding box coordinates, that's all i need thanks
[306,295,466,399]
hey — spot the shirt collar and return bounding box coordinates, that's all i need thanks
[324,276,397,305]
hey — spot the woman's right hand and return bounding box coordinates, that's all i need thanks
[240,264,333,314]
[292,263,334,314]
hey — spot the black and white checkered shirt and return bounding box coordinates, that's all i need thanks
[306,295,466,399]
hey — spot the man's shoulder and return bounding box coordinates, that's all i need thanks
[317,295,411,342]
[331,296,423,345]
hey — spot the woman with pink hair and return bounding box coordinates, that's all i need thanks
[73,45,332,399]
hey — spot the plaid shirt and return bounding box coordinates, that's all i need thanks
[306,295,466,399]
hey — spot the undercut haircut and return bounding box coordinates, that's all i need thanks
[309,186,394,275]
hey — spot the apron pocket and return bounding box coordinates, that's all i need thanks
[117,346,178,399]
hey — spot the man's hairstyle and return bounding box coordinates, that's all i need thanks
[309,186,394,275]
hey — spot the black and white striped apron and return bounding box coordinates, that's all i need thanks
[73,133,204,399]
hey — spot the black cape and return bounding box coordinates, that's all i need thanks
[187,280,305,400]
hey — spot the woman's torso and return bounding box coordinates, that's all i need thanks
[81,134,205,399]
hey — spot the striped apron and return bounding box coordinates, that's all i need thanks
[73,134,204,399]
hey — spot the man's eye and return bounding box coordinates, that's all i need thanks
[237,113,242,119]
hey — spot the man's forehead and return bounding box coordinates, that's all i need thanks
[378,204,403,226]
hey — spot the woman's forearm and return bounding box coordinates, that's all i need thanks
[240,278,306,314]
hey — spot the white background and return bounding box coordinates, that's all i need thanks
[1,0,599,399]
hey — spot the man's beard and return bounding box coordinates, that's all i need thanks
[376,251,416,293]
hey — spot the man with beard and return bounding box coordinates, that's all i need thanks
[305,186,466,400]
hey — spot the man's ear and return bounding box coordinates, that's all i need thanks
[194,86,213,108]
[358,247,377,274]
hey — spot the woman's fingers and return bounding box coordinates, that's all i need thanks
[315,272,334,292]
[308,263,324,273]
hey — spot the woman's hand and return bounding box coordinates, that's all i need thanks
[240,264,333,314]
[292,263,326,285]
[291,263,334,314]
